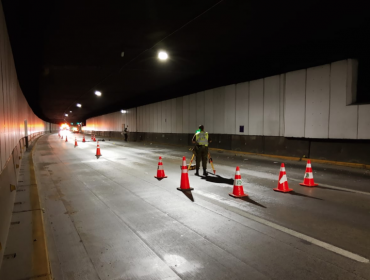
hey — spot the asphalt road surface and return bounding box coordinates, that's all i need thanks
[33,132,370,280]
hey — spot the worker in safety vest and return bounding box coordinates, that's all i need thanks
[192,125,211,176]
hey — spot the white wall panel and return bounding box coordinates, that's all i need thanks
[176,97,183,133]
[263,75,280,136]
[305,64,330,138]
[182,95,189,134]
[153,102,158,132]
[157,102,162,133]
[279,74,285,136]
[189,93,197,133]
[149,103,154,132]
[224,84,236,134]
[213,87,225,134]
[235,82,249,135]
[329,60,358,139]
[358,105,370,139]
[196,92,205,127]
[204,89,214,133]
[249,79,264,135]
[171,98,176,133]
[285,69,306,137]
[165,99,172,133]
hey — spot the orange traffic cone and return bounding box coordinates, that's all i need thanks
[93,136,96,142]
[95,141,102,158]
[274,163,293,193]
[58,132,60,138]
[177,157,193,191]
[74,137,78,147]
[61,135,63,140]
[300,160,318,187]
[65,135,68,142]
[154,156,167,179]
[229,166,248,198]
[82,135,86,143]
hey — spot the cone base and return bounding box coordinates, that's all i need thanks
[229,193,248,198]
[273,188,293,193]
[96,155,102,158]
[154,176,167,179]
[177,187,194,191]
[299,183,318,187]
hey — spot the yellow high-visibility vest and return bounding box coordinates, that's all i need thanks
[196,131,209,146]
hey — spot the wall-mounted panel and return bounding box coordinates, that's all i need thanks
[176,97,183,133]
[224,84,236,134]
[182,95,189,134]
[249,79,264,135]
[263,75,280,136]
[235,82,249,135]
[196,92,205,127]
[171,98,176,133]
[204,89,214,133]
[285,69,306,137]
[157,102,162,133]
[213,87,225,134]
[189,93,197,133]
[279,74,285,136]
[305,64,330,138]
[329,60,358,139]
[358,105,370,139]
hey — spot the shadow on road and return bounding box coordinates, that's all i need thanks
[237,196,267,208]
[289,191,323,200]
[201,174,234,185]
[179,190,194,202]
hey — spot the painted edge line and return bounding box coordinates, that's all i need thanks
[196,191,369,264]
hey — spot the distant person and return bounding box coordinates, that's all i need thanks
[124,125,128,142]
[192,125,211,176]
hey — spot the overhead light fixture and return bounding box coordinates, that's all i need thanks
[65,114,68,117]
[95,91,102,96]
[77,103,82,108]
[158,51,168,61]
[121,110,127,113]
[70,111,72,113]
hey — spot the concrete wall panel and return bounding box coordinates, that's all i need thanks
[213,87,225,134]
[285,69,306,137]
[358,105,370,139]
[305,64,330,138]
[264,75,280,136]
[329,60,358,139]
[189,93,197,133]
[182,95,189,134]
[279,74,285,136]
[224,84,236,134]
[249,79,264,135]
[204,89,214,133]
[235,82,249,135]
[196,92,205,127]
[171,98,176,133]
[176,98,183,133]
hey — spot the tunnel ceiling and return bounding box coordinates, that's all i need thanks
[2,0,370,123]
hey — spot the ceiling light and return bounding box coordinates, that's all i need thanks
[95,91,102,96]
[158,51,168,61]
[77,103,82,108]
[121,110,127,113]
[70,111,72,113]
[65,114,68,117]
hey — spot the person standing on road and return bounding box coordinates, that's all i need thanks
[192,125,211,176]
[124,125,128,142]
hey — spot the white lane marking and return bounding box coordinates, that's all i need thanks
[195,190,369,263]
[81,159,107,163]
[289,178,370,196]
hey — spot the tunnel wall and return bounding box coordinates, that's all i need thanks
[85,59,370,164]
[0,3,59,265]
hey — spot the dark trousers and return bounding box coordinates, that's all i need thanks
[195,145,208,169]
[124,134,128,141]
